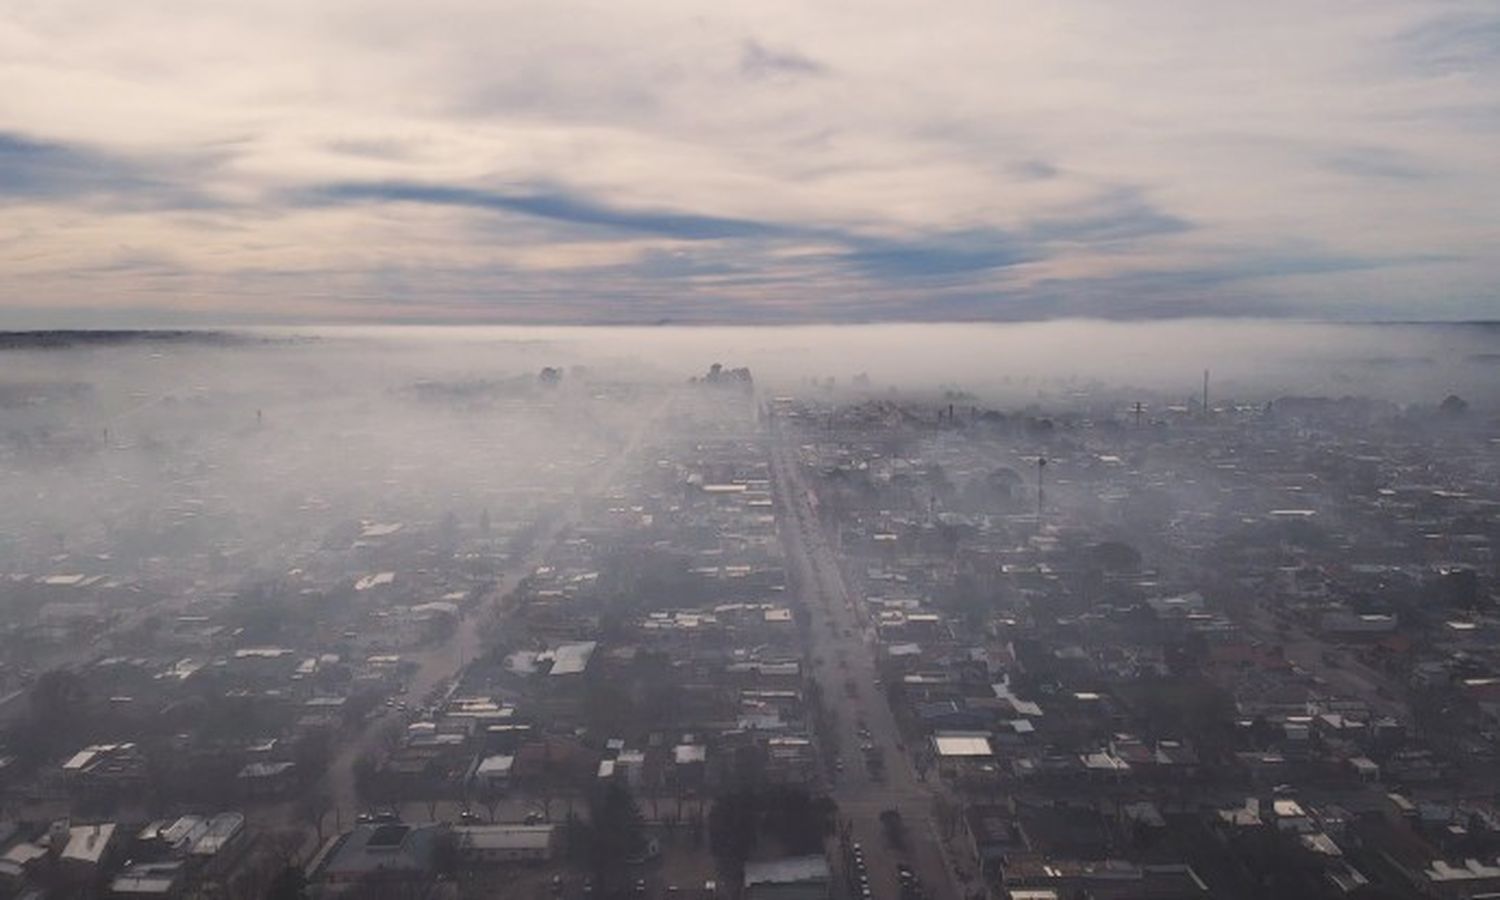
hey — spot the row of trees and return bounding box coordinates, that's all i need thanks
[565,782,649,895]
[707,786,837,883]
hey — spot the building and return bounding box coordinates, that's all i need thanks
[61,822,118,872]
[963,805,1026,880]
[307,823,444,896]
[454,824,557,864]
[1003,860,1209,899]
[110,860,185,897]
[743,855,831,900]
[238,760,297,797]
[472,754,514,790]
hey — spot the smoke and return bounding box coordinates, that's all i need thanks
[0,319,1493,574]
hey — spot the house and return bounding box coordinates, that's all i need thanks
[472,754,515,790]
[307,823,444,896]
[743,855,831,900]
[454,824,557,864]
[1003,859,1209,899]
[963,805,1026,879]
[238,761,297,797]
[110,860,185,897]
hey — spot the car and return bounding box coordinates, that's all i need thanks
[634,880,647,895]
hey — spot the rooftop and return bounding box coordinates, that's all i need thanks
[744,855,831,886]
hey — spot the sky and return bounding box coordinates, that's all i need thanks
[0,1,1497,325]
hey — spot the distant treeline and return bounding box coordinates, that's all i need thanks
[0,330,247,350]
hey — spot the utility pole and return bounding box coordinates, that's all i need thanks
[1036,456,1046,524]
[1202,369,1210,418]
[1133,401,1144,428]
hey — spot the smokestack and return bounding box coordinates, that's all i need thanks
[1202,369,1210,417]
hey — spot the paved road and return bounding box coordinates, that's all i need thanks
[768,415,967,900]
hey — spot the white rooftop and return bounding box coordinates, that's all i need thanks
[933,733,993,757]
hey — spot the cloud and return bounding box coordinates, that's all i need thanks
[0,131,223,210]
[740,39,828,79]
[1324,146,1433,181]
[1012,160,1061,181]
[1393,8,1500,75]
[0,0,1497,323]
[839,230,1032,281]
[295,181,795,241]
[0,132,150,200]
[1025,188,1194,244]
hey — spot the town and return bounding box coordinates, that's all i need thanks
[0,343,1497,900]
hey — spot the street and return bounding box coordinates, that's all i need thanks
[769,416,967,900]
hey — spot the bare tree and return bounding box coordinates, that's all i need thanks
[477,782,502,822]
[300,789,335,845]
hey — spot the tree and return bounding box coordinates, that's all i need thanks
[293,730,333,784]
[476,781,503,822]
[708,790,759,884]
[20,668,89,761]
[577,782,646,893]
[266,865,308,900]
[1088,541,1142,573]
[31,668,88,722]
[354,754,389,808]
[299,790,334,845]
[759,787,836,854]
[1440,394,1469,415]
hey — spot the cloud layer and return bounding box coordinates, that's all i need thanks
[0,0,1496,323]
